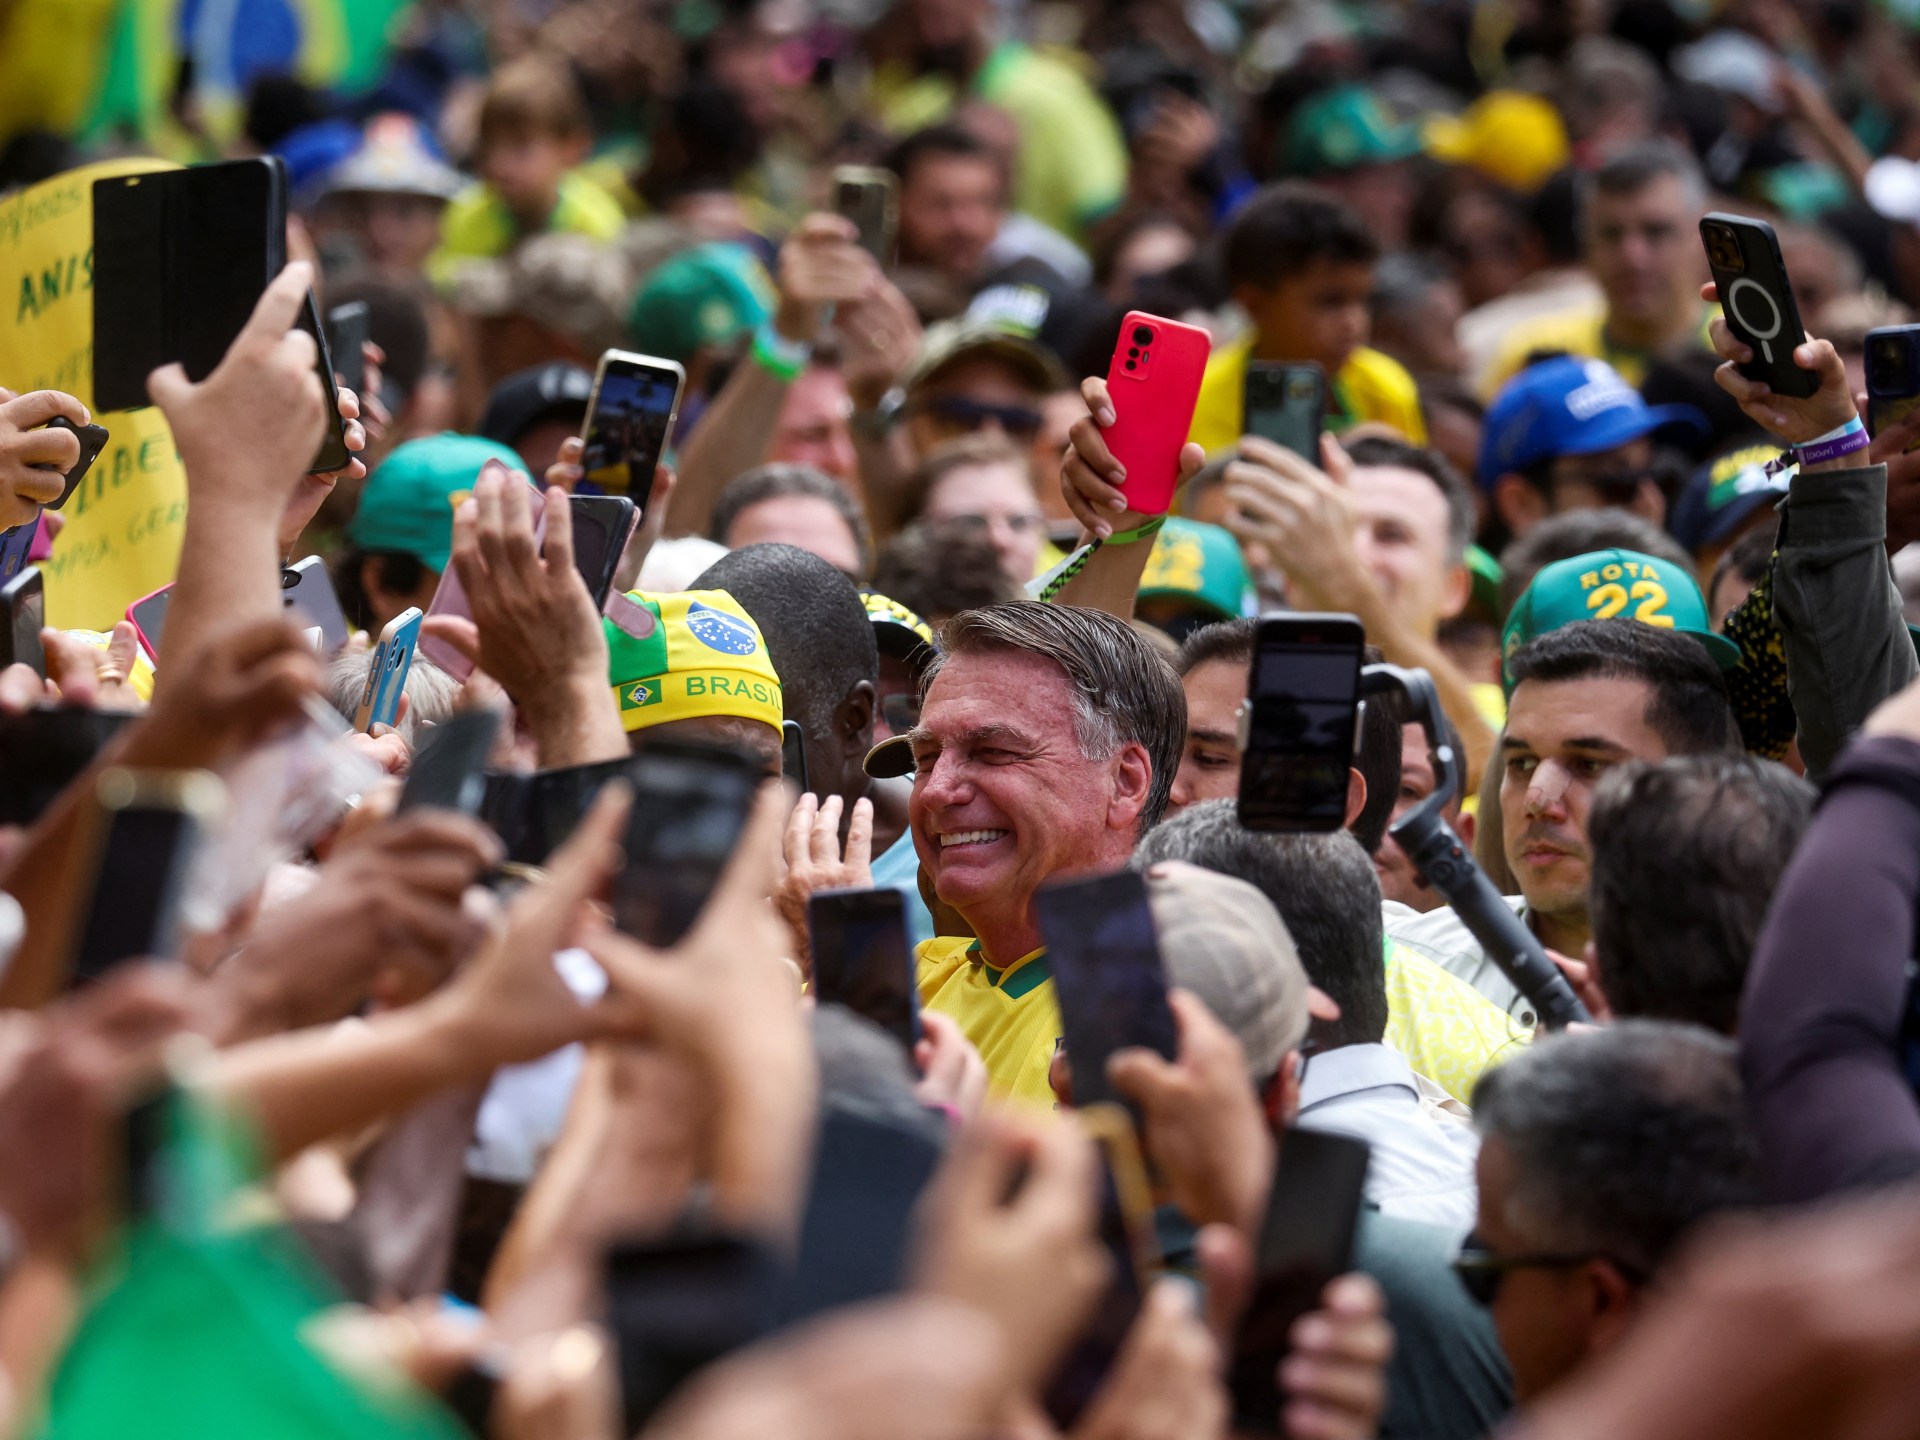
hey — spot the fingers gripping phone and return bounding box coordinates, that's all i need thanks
[569,494,639,611]
[1103,311,1211,515]
[0,567,45,676]
[612,741,763,947]
[1244,362,1327,460]
[417,481,547,683]
[70,767,226,984]
[354,606,421,732]
[807,887,919,1053]
[832,165,899,266]
[1699,213,1818,399]
[1033,870,1177,1112]
[37,418,110,511]
[1238,614,1365,834]
[582,351,686,515]
[1228,1128,1371,1433]
[1867,324,1920,453]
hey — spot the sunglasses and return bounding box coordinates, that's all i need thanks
[911,395,1044,440]
[1451,1235,1642,1307]
[1551,467,1655,502]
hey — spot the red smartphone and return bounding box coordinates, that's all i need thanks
[1103,310,1211,516]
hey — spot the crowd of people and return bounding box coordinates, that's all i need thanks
[12,0,1920,1435]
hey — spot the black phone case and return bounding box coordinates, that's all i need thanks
[1700,212,1818,400]
[42,418,110,510]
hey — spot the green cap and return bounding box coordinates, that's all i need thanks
[1501,548,1742,692]
[347,433,525,573]
[1283,85,1420,175]
[1138,517,1250,621]
[628,242,776,362]
[1464,543,1503,623]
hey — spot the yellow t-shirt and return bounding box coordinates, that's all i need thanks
[1382,939,1529,1105]
[1481,303,1719,400]
[428,170,627,287]
[1189,337,1427,457]
[917,936,1059,1107]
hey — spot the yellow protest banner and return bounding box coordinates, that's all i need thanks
[0,156,185,630]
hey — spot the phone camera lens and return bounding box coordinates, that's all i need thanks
[1124,359,1137,371]
[1132,325,1153,346]
[1127,347,1139,359]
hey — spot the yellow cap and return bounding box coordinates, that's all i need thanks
[1425,92,1570,193]
[602,588,782,734]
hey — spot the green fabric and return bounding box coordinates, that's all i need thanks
[1464,543,1503,623]
[972,42,1127,236]
[627,242,777,363]
[1283,85,1420,175]
[347,434,525,572]
[1501,547,1741,691]
[1138,517,1251,621]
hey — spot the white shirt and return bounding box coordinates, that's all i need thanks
[1383,897,1541,1026]
[1295,1042,1481,1234]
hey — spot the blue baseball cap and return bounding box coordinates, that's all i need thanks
[1477,356,1704,489]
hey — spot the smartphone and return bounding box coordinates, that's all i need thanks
[569,493,638,611]
[604,1229,784,1435]
[808,887,918,1053]
[1699,213,1818,400]
[0,524,35,586]
[418,480,547,681]
[1033,871,1176,1112]
[1867,324,1920,453]
[1228,1128,1372,1433]
[1104,311,1211,515]
[326,299,370,397]
[832,165,899,266]
[38,418,111,511]
[612,741,764,947]
[782,1103,944,1323]
[69,767,225,984]
[354,607,421,732]
[1042,1104,1161,1427]
[1237,613,1365,834]
[0,707,135,826]
[282,554,350,653]
[300,288,352,475]
[581,350,686,513]
[1244,362,1326,461]
[781,718,809,795]
[399,709,501,815]
[126,583,172,662]
[0,567,45,676]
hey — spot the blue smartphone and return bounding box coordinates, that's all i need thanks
[0,524,36,585]
[354,606,421,732]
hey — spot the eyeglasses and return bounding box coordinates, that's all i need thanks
[1451,1234,1643,1307]
[910,394,1045,441]
[939,511,1047,536]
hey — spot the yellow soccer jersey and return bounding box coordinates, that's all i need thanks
[1190,337,1428,456]
[917,936,1060,1107]
[1383,939,1530,1104]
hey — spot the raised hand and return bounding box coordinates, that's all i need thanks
[1061,375,1205,540]
[0,388,90,529]
[1703,281,1855,446]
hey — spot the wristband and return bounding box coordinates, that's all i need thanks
[1770,415,1867,474]
[1104,514,1167,545]
[750,324,810,381]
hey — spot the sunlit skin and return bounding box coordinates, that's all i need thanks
[721,494,864,578]
[1238,259,1375,377]
[909,650,1152,963]
[1349,464,1469,641]
[1499,675,1670,957]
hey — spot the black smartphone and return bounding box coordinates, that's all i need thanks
[807,887,918,1053]
[300,288,351,474]
[483,756,630,865]
[0,707,135,826]
[399,710,501,815]
[1699,212,1818,400]
[1244,362,1327,460]
[581,350,687,514]
[781,1103,944,1323]
[781,718,809,795]
[568,493,638,611]
[604,1229,784,1435]
[70,767,224,984]
[0,567,45,676]
[1867,324,1920,453]
[1033,871,1176,1111]
[1238,612,1365,834]
[1042,1105,1160,1427]
[832,165,899,266]
[281,554,350,653]
[326,299,370,396]
[0,524,35,586]
[39,418,111,511]
[1228,1128,1372,1433]
[612,741,763,947]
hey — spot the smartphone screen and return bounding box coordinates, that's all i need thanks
[808,887,918,1053]
[0,525,35,586]
[282,555,349,653]
[0,707,135,826]
[605,1230,784,1436]
[399,710,501,815]
[1244,362,1326,460]
[326,300,369,396]
[1238,614,1364,834]
[582,351,685,511]
[781,719,809,795]
[782,1103,943,1323]
[71,769,221,984]
[832,167,897,265]
[127,584,173,661]
[1,568,45,676]
[1228,1128,1372,1432]
[1867,325,1920,454]
[1033,871,1176,1111]
[612,742,762,947]
[568,494,637,611]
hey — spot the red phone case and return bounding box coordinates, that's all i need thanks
[1103,311,1212,516]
